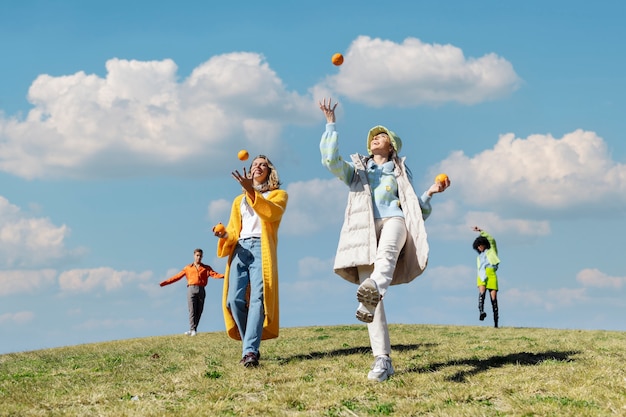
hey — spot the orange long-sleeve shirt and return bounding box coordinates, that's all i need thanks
[160,263,224,287]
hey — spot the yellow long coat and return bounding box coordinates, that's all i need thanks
[217,189,288,340]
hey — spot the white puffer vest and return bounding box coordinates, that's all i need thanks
[333,154,429,285]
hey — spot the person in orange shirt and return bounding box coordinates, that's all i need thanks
[160,248,224,336]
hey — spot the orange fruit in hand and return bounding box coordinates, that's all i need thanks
[331,53,344,66]
[212,223,226,234]
[237,149,249,161]
[435,173,449,184]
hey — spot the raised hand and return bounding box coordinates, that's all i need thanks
[232,167,254,194]
[318,97,338,123]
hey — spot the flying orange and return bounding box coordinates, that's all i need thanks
[331,53,344,66]
[238,149,249,161]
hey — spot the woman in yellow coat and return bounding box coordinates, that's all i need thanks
[214,155,288,367]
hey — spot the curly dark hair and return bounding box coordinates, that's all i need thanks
[473,236,490,253]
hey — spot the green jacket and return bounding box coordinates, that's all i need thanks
[477,230,500,268]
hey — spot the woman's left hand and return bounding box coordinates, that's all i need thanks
[427,177,451,196]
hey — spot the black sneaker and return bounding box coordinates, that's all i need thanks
[479,312,487,321]
[239,352,261,364]
[242,352,259,368]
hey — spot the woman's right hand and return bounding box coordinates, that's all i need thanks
[318,97,337,123]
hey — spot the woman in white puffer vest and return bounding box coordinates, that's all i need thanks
[318,98,450,382]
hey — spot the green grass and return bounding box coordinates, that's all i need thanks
[1,324,624,416]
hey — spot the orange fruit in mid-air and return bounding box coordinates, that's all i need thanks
[331,53,344,66]
[238,149,249,161]
[435,173,449,184]
[212,223,226,234]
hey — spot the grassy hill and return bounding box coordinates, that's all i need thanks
[1,324,624,416]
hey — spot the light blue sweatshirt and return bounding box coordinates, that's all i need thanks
[320,123,432,220]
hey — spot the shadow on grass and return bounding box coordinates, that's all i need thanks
[403,350,580,382]
[277,343,438,364]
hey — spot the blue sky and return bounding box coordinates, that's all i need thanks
[1,1,625,354]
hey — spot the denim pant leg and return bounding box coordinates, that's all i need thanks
[243,238,264,355]
[228,245,251,345]
[227,238,264,356]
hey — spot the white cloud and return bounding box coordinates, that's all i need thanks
[577,268,626,289]
[75,317,149,331]
[58,267,153,293]
[422,265,475,290]
[463,211,551,236]
[207,199,232,223]
[0,54,317,180]
[297,256,335,278]
[435,129,626,212]
[0,269,57,296]
[505,287,588,311]
[0,42,521,180]
[281,178,347,236]
[316,35,521,107]
[0,311,35,325]
[0,196,81,268]
[280,276,349,311]
[426,205,551,242]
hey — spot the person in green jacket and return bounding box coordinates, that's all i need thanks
[472,226,501,328]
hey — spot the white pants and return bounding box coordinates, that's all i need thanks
[357,217,407,357]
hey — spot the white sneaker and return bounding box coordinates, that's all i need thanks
[368,355,394,382]
[184,330,197,336]
[356,303,374,323]
[356,279,381,323]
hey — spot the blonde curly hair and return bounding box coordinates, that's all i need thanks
[250,155,281,193]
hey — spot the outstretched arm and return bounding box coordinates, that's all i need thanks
[204,264,225,279]
[318,97,355,185]
[474,227,498,258]
[426,177,451,197]
[418,178,452,220]
[160,270,185,287]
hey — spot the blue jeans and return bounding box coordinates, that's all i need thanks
[227,237,264,356]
